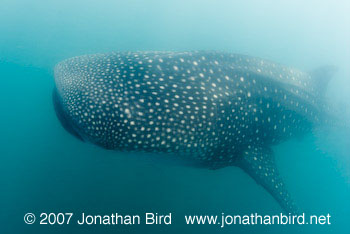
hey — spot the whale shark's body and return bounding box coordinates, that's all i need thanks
[53,51,333,213]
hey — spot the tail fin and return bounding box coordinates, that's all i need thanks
[309,65,337,96]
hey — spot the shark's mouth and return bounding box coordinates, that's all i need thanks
[52,88,84,142]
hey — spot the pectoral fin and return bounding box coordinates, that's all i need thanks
[236,146,298,214]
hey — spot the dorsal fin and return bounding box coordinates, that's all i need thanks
[236,146,298,214]
[309,65,337,96]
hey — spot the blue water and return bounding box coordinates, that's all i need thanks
[1,1,349,233]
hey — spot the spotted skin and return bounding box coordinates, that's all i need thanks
[53,51,329,213]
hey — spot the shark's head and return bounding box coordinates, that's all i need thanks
[52,87,84,142]
[52,53,146,149]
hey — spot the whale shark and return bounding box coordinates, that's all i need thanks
[53,51,334,213]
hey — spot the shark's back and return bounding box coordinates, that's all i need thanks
[54,51,322,155]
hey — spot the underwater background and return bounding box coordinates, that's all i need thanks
[1,0,349,233]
